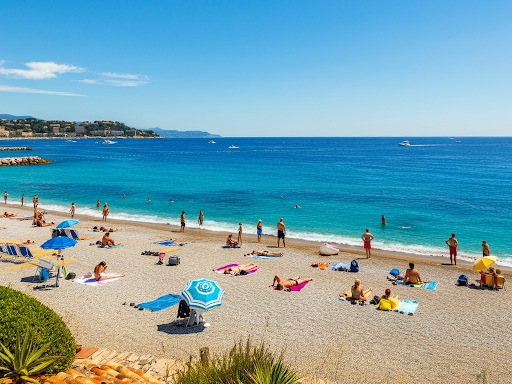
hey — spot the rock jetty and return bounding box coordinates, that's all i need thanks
[0,156,52,166]
[0,147,34,151]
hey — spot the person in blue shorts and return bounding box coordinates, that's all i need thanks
[257,220,263,242]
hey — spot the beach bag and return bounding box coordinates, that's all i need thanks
[177,300,190,318]
[65,272,76,280]
[168,256,180,266]
[457,275,468,286]
[379,299,392,311]
[349,260,359,273]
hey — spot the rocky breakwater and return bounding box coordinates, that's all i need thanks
[0,147,34,151]
[0,156,52,166]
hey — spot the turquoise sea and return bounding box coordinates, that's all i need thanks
[1,137,511,265]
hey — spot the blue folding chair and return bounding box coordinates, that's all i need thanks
[17,246,35,263]
[69,230,80,240]
[6,245,22,262]
[0,244,9,261]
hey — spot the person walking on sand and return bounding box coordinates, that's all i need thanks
[4,191,8,204]
[21,194,24,207]
[102,203,109,222]
[70,202,76,218]
[361,229,374,258]
[277,218,286,248]
[238,223,243,245]
[180,211,186,232]
[482,241,490,256]
[33,195,39,208]
[257,220,263,242]
[198,210,204,229]
[445,233,458,265]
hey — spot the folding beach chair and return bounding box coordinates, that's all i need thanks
[6,245,23,263]
[0,243,8,261]
[17,246,35,263]
[69,229,80,240]
[32,258,56,284]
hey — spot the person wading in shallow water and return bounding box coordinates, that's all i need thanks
[445,233,458,265]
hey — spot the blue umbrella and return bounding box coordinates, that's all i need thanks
[41,236,77,250]
[181,279,224,310]
[56,219,79,229]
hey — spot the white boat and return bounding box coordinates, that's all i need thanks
[102,139,117,144]
[228,145,239,149]
[398,140,410,146]
[319,243,339,256]
[208,140,216,144]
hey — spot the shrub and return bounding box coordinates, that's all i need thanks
[0,286,75,374]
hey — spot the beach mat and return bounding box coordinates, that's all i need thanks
[154,240,175,246]
[394,300,419,315]
[274,280,310,292]
[245,254,278,259]
[138,294,181,311]
[222,245,240,249]
[73,273,122,286]
[104,245,124,249]
[397,280,438,290]
[159,246,181,253]
[75,347,98,359]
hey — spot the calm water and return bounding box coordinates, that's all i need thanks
[1,137,511,265]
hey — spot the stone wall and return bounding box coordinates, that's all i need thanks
[0,156,52,166]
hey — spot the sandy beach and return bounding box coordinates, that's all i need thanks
[1,204,511,383]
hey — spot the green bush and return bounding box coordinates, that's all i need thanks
[0,286,75,374]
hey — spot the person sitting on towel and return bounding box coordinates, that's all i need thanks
[403,262,429,284]
[270,275,312,290]
[226,234,238,247]
[94,261,125,281]
[381,288,398,301]
[102,232,120,247]
[224,263,257,275]
[251,250,283,257]
[340,278,371,301]
[379,288,399,310]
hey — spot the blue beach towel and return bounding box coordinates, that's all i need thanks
[138,294,181,311]
[245,254,278,259]
[153,240,175,246]
[105,245,125,249]
[223,245,240,249]
[331,262,351,271]
[394,300,419,315]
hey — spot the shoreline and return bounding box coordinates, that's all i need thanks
[6,202,511,273]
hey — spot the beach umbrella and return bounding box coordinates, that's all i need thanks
[473,256,498,272]
[56,219,79,229]
[40,236,77,287]
[181,278,224,310]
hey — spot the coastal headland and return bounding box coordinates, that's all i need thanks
[0,203,510,383]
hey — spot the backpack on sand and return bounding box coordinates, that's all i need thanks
[350,260,359,273]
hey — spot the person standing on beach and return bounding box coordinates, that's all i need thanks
[70,202,76,218]
[277,218,286,247]
[381,215,386,225]
[4,191,8,204]
[102,203,109,222]
[33,195,39,208]
[238,223,243,245]
[198,210,204,229]
[257,220,263,242]
[96,200,100,208]
[482,241,490,256]
[361,229,374,259]
[445,233,458,265]
[180,211,186,232]
[21,194,24,206]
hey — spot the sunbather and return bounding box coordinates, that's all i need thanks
[36,218,54,227]
[403,262,429,284]
[340,279,372,301]
[223,263,257,275]
[270,275,312,290]
[93,261,125,281]
[1,212,17,218]
[226,234,238,247]
[22,240,35,245]
[101,227,123,232]
[102,233,120,247]
[251,250,283,257]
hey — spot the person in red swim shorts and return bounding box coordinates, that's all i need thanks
[361,228,374,259]
[445,233,458,265]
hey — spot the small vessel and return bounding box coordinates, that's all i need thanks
[228,145,239,149]
[102,139,117,144]
[319,243,339,256]
[398,140,410,146]
[208,140,216,144]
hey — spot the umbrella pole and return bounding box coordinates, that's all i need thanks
[54,250,62,288]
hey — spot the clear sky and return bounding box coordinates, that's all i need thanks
[0,1,510,137]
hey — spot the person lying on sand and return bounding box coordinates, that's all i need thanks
[340,278,372,301]
[21,240,35,245]
[270,275,312,290]
[1,212,17,218]
[223,263,257,275]
[101,227,123,232]
[36,218,54,227]
[251,250,283,257]
[0,227,5,230]
[94,261,125,281]
[226,234,238,247]
[403,262,429,284]
[102,233,120,247]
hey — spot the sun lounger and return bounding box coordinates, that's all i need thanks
[17,246,35,263]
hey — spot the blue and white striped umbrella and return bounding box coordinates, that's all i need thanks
[181,279,224,310]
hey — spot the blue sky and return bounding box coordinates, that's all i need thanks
[0,1,510,137]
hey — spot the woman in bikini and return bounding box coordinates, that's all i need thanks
[340,278,372,301]
[93,261,125,281]
[223,263,257,275]
[102,203,109,222]
[270,275,312,290]
[251,250,283,257]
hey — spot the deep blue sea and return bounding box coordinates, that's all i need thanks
[1,137,511,265]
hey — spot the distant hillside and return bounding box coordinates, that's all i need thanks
[0,114,37,120]
[143,127,221,138]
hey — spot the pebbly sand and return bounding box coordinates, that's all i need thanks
[1,204,511,383]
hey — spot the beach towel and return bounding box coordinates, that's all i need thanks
[393,300,419,315]
[104,245,125,249]
[222,245,240,249]
[138,294,181,311]
[310,263,330,270]
[245,254,278,260]
[154,240,175,246]
[215,264,260,276]
[397,280,438,291]
[274,280,310,292]
[79,237,94,240]
[73,273,121,286]
[331,262,351,271]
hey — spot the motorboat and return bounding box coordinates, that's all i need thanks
[102,139,117,144]
[208,140,216,144]
[398,141,410,146]
[228,145,239,149]
[319,243,339,256]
